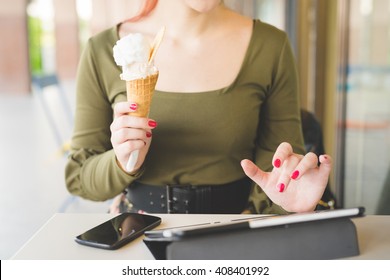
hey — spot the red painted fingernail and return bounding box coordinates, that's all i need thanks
[130,103,137,110]
[291,170,300,180]
[278,183,285,192]
[146,132,152,138]
[274,159,281,168]
[148,120,157,128]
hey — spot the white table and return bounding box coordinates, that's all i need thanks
[11,213,390,260]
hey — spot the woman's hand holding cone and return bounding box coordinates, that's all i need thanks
[110,101,157,173]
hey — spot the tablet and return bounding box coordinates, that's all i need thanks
[144,207,365,240]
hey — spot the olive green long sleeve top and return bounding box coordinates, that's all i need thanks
[65,20,305,214]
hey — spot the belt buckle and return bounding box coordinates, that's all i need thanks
[165,184,193,214]
[165,184,174,214]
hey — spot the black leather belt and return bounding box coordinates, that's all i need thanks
[125,177,252,214]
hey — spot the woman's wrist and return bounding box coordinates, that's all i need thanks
[115,158,146,181]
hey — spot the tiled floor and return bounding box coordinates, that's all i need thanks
[0,83,110,260]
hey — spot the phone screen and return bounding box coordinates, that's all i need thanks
[75,213,161,250]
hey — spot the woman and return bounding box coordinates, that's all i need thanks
[65,0,332,214]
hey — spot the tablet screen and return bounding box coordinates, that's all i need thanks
[144,207,365,240]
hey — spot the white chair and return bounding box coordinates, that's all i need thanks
[31,74,73,156]
[31,73,76,212]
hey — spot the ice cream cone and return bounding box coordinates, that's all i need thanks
[126,72,159,117]
[113,28,164,172]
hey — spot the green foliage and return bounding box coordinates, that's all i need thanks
[27,16,43,75]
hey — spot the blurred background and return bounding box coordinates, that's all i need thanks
[0,0,389,259]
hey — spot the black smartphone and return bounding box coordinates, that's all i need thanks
[75,213,161,250]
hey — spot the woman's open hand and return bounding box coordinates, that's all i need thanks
[110,101,157,173]
[241,142,332,213]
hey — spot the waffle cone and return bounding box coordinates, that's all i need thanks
[126,73,159,117]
